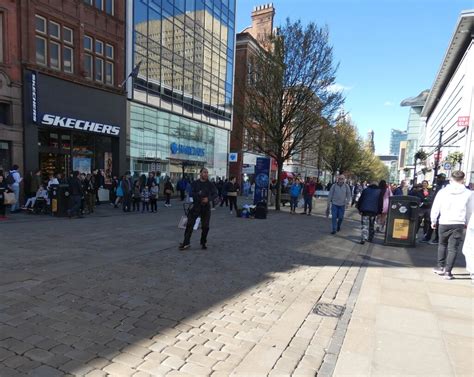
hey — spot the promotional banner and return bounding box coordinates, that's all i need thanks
[73,157,91,174]
[104,152,113,185]
[254,157,270,204]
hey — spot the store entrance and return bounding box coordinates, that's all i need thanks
[40,152,71,180]
[168,159,205,183]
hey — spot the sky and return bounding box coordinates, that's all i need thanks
[235,0,474,154]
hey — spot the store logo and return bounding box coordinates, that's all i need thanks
[41,114,120,136]
[170,142,205,156]
[32,73,37,123]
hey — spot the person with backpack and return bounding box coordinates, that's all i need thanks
[327,175,352,234]
[6,165,22,213]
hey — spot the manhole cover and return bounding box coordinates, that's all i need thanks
[313,303,345,318]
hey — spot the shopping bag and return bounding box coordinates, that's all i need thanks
[178,215,188,229]
[298,198,304,208]
[3,192,16,205]
[194,217,201,230]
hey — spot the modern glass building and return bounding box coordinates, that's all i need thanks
[389,129,407,156]
[127,0,235,180]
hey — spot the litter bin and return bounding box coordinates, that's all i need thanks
[49,184,70,217]
[384,195,421,247]
[255,201,268,219]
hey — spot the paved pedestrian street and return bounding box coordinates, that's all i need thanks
[0,201,472,376]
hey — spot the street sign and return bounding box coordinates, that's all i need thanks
[228,152,238,162]
[443,162,452,170]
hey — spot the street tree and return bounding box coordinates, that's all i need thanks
[236,19,344,210]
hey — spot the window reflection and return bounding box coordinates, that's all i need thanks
[133,0,234,129]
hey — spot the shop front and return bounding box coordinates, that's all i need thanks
[129,102,228,183]
[23,71,126,181]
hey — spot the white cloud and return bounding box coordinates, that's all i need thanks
[384,101,394,107]
[328,83,353,93]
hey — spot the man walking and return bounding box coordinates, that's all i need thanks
[179,168,217,250]
[430,171,473,280]
[356,181,382,244]
[327,175,352,234]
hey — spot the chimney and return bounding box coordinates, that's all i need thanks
[249,3,275,43]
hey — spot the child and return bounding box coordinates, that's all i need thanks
[141,185,150,212]
[23,184,48,210]
[132,181,141,211]
[150,181,159,212]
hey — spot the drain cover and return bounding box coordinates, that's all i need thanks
[313,303,345,318]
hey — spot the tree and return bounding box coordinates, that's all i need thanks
[413,149,427,184]
[446,151,463,170]
[324,117,360,180]
[236,19,344,210]
[352,147,389,183]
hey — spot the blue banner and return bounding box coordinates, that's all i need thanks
[254,157,270,204]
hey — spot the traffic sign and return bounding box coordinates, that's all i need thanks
[443,162,451,170]
[228,152,238,162]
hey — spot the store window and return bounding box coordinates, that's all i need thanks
[0,102,11,125]
[35,15,74,73]
[0,141,11,172]
[83,35,114,85]
[84,0,114,16]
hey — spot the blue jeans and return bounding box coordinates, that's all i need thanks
[10,184,20,212]
[290,196,299,212]
[331,204,345,232]
[304,195,312,213]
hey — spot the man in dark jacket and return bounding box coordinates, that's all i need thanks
[356,182,382,244]
[67,171,84,218]
[179,168,217,250]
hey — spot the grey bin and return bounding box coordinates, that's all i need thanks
[384,195,421,247]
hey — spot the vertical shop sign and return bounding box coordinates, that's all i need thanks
[254,157,270,204]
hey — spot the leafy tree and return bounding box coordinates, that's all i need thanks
[413,149,427,184]
[446,152,463,169]
[235,19,344,210]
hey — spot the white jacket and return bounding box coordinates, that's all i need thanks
[430,183,473,225]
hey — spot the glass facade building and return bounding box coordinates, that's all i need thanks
[389,129,407,156]
[129,0,235,179]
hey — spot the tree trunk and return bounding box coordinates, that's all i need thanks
[275,161,283,211]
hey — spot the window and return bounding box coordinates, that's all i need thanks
[0,13,4,63]
[84,35,92,51]
[83,35,114,85]
[36,36,47,65]
[84,0,113,15]
[35,15,74,73]
[0,103,11,125]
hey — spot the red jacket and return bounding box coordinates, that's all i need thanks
[303,182,316,196]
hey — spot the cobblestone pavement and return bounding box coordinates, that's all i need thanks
[0,201,370,376]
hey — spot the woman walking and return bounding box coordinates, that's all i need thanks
[164,179,174,207]
[376,180,391,233]
[150,181,159,212]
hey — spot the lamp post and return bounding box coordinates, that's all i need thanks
[432,128,443,187]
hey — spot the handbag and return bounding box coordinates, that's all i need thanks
[178,215,188,229]
[227,191,237,197]
[165,189,172,194]
[3,192,16,205]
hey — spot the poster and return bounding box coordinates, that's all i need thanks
[73,157,91,175]
[104,152,113,185]
[254,157,270,204]
[392,219,410,240]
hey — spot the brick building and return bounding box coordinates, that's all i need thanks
[229,3,275,186]
[18,0,127,182]
[0,0,22,173]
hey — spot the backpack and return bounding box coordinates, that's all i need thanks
[6,173,15,185]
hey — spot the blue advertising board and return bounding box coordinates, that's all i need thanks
[254,157,270,204]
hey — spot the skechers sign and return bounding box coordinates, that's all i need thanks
[170,142,205,156]
[41,114,120,136]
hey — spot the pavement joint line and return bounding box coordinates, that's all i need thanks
[316,242,375,377]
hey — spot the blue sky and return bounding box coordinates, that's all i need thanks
[235,0,474,154]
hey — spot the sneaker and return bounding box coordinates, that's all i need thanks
[429,239,439,245]
[331,231,336,235]
[419,238,429,243]
[230,211,233,215]
[337,226,341,232]
[432,267,445,275]
[360,240,365,245]
[443,272,454,280]
[307,213,311,216]
[179,243,190,250]
[201,244,207,250]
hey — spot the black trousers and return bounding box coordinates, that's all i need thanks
[122,193,131,212]
[183,204,211,245]
[437,224,464,272]
[150,198,157,212]
[180,190,185,201]
[68,195,82,217]
[228,195,237,211]
[220,195,228,207]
